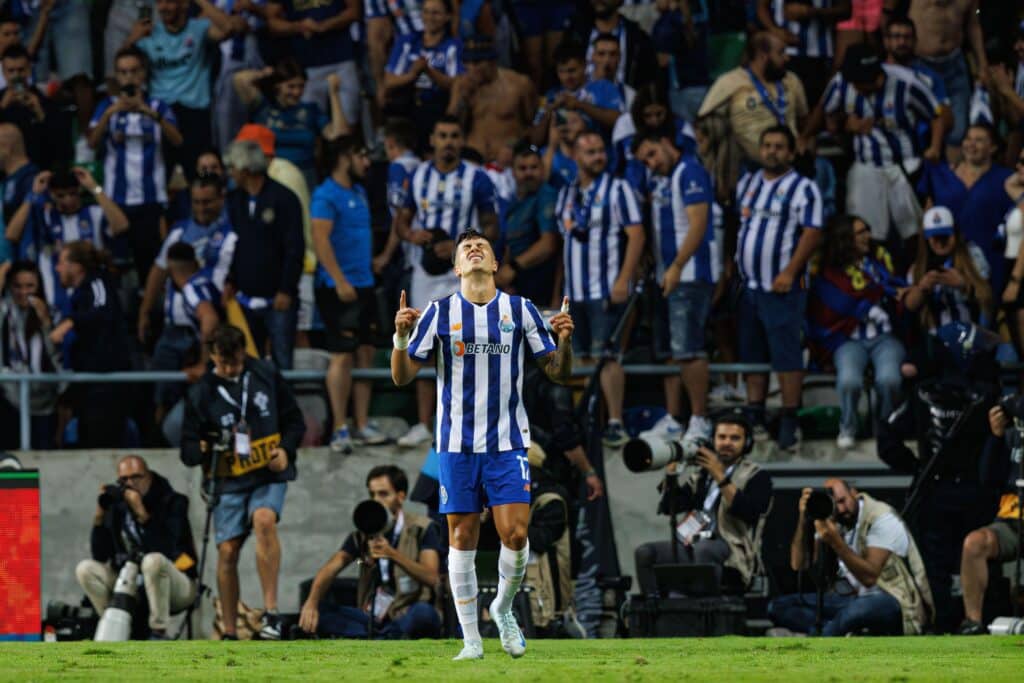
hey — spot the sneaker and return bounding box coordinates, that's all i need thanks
[259,611,282,640]
[836,432,856,450]
[957,619,986,635]
[489,597,526,658]
[682,415,713,449]
[646,414,683,440]
[709,383,744,403]
[397,423,432,448]
[329,426,353,454]
[602,421,629,448]
[777,416,801,453]
[452,639,484,661]
[353,423,389,446]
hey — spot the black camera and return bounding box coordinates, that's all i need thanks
[805,490,835,521]
[998,393,1024,422]
[98,483,125,509]
[121,83,137,97]
[353,499,393,537]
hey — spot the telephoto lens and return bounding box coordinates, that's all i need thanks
[353,499,393,536]
[805,490,835,521]
[623,436,685,473]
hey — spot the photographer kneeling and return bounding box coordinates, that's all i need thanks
[180,324,306,640]
[634,413,773,594]
[76,456,197,639]
[298,466,442,639]
[767,479,933,636]
[957,404,1024,635]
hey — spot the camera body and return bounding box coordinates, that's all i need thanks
[121,83,138,98]
[98,483,125,510]
[998,393,1024,422]
[805,490,835,521]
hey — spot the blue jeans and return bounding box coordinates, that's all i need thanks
[317,602,441,639]
[919,50,970,145]
[834,334,905,436]
[241,302,298,370]
[767,589,904,636]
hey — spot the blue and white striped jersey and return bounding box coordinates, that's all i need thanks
[156,215,237,326]
[907,245,990,331]
[34,205,112,313]
[647,155,719,285]
[90,96,177,206]
[736,168,823,291]
[408,290,557,453]
[402,160,497,239]
[166,271,219,330]
[364,0,423,36]
[822,64,940,167]
[773,0,834,59]
[556,172,643,301]
[388,151,422,270]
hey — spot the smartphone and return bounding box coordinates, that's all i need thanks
[555,108,568,126]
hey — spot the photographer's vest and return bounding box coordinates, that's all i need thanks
[355,512,436,621]
[854,493,934,635]
[524,492,573,628]
[683,459,765,586]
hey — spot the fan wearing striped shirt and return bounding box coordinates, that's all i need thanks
[391,229,574,661]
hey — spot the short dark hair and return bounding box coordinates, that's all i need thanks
[886,15,916,36]
[453,228,493,264]
[114,45,148,71]
[593,33,619,47]
[760,124,796,151]
[713,410,752,443]
[1,43,29,62]
[553,40,586,66]
[383,118,417,152]
[324,134,367,172]
[47,168,79,191]
[433,114,463,133]
[166,241,198,265]
[630,129,674,155]
[207,324,247,357]
[366,465,409,495]
[191,173,226,194]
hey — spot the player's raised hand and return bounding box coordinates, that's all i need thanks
[547,296,574,343]
[394,289,421,338]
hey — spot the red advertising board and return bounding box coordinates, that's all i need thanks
[0,471,41,641]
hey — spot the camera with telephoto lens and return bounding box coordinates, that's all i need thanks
[121,83,137,98]
[98,483,125,509]
[805,490,835,521]
[623,435,713,473]
[353,499,393,538]
[998,394,1024,422]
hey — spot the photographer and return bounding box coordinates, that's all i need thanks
[180,324,305,640]
[634,413,772,595]
[957,405,1024,635]
[75,456,197,640]
[767,479,933,636]
[298,466,442,639]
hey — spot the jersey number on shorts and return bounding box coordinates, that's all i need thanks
[516,454,529,481]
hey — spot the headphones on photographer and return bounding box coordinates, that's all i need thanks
[712,408,754,456]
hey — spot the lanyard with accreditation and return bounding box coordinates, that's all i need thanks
[215,372,281,478]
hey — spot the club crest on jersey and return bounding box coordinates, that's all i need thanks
[261,208,275,224]
[440,485,448,505]
[500,315,515,333]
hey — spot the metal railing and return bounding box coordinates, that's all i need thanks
[0,363,782,450]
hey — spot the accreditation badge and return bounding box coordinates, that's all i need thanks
[234,420,252,459]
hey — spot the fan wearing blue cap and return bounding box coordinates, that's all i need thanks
[903,205,993,335]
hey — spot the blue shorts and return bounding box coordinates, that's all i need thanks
[513,2,574,38]
[438,449,531,514]
[214,481,287,545]
[570,298,626,359]
[737,288,806,372]
[655,281,714,360]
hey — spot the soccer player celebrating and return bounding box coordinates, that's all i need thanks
[391,229,574,660]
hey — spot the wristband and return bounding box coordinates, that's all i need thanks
[393,333,409,350]
[582,469,597,478]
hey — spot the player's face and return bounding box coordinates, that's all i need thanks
[275,76,306,108]
[885,25,915,63]
[431,123,464,165]
[574,134,607,177]
[51,186,82,215]
[367,476,405,516]
[713,423,745,464]
[556,59,585,91]
[759,132,794,173]
[635,139,671,177]
[591,41,620,81]
[191,185,224,226]
[512,153,543,193]
[453,236,497,277]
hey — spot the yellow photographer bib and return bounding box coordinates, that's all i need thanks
[215,433,282,478]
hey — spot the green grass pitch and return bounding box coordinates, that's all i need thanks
[2,637,1023,681]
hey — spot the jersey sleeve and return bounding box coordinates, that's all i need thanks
[386,36,410,74]
[907,76,941,121]
[612,180,642,227]
[522,298,557,358]
[679,160,713,206]
[310,188,336,222]
[155,227,183,269]
[387,163,411,212]
[821,73,844,114]
[448,40,465,76]
[796,179,824,230]
[408,301,439,362]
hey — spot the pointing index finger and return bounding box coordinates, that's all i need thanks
[561,296,569,314]
[400,289,407,309]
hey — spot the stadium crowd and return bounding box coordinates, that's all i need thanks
[0,0,1021,455]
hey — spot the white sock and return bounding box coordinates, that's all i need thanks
[448,548,481,642]
[494,542,529,614]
